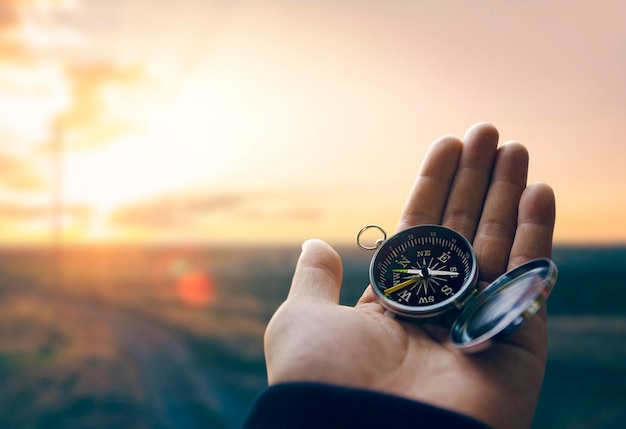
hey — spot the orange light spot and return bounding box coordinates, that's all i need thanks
[176,270,216,307]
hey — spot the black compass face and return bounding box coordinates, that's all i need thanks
[369,225,478,318]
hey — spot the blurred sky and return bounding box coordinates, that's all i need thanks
[0,0,625,245]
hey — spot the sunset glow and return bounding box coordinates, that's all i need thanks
[1,0,625,245]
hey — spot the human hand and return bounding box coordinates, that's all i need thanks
[264,123,556,429]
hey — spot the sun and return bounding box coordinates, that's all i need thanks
[58,72,244,242]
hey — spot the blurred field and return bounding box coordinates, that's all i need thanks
[0,245,291,429]
[0,245,624,428]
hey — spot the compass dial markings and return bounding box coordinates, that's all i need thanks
[370,225,478,312]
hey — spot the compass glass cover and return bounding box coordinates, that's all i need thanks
[450,258,558,351]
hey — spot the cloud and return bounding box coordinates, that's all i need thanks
[0,200,91,221]
[109,194,244,228]
[1,0,140,154]
[42,62,144,150]
[108,191,322,229]
[0,2,20,28]
[0,154,46,191]
[239,206,322,222]
[0,0,79,64]
[0,1,27,63]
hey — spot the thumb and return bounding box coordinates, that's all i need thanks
[288,239,343,304]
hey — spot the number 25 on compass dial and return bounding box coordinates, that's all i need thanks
[368,224,479,319]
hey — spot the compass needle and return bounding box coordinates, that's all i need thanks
[393,269,422,275]
[383,277,419,296]
[429,269,460,277]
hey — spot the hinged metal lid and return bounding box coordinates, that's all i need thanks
[450,258,558,353]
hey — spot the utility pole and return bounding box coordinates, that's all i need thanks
[51,119,62,289]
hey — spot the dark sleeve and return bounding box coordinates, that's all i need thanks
[242,382,492,429]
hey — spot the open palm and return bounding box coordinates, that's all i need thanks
[264,123,556,429]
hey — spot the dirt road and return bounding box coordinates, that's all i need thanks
[0,288,254,428]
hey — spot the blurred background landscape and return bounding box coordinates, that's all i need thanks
[0,1,625,428]
[1,245,625,428]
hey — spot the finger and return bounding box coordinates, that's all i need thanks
[508,182,556,268]
[288,239,343,304]
[396,135,462,231]
[506,182,555,331]
[473,142,529,283]
[356,285,378,306]
[441,123,499,241]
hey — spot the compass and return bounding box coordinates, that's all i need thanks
[357,224,558,352]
